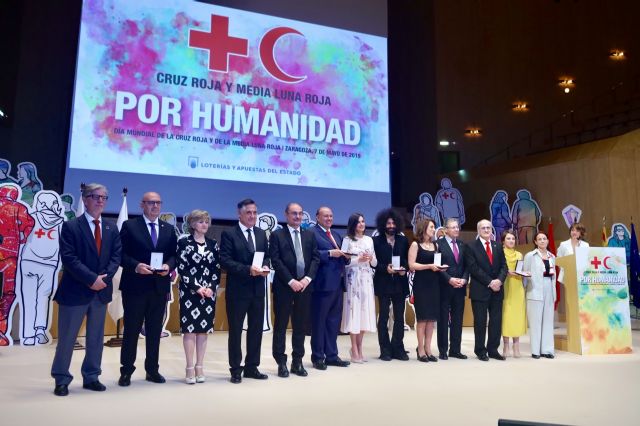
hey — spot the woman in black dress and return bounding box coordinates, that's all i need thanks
[177,210,220,384]
[408,218,444,362]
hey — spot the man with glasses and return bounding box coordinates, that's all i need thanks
[269,202,319,378]
[436,218,469,360]
[118,192,177,386]
[51,183,122,396]
[465,219,507,361]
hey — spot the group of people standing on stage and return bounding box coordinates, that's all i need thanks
[49,183,587,396]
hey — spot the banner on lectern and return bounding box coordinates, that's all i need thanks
[575,247,632,354]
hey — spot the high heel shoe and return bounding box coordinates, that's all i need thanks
[195,365,205,383]
[185,367,196,385]
[416,347,429,362]
[350,349,363,363]
[426,354,438,362]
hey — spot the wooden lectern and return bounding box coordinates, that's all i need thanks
[554,254,582,354]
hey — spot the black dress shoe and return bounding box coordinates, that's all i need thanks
[439,353,448,360]
[379,353,392,361]
[290,362,308,377]
[145,372,166,383]
[243,369,268,380]
[54,384,69,396]
[427,354,438,362]
[531,354,541,359]
[477,354,490,361]
[416,348,429,362]
[230,373,242,384]
[489,353,506,361]
[277,364,289,378]
[541,353,555,359]
[118,374,131,387]
[449,352,468,359]
[83,381,106,391]
[325,357,350,367]
[312,360,327,370]
[392,352,409,361]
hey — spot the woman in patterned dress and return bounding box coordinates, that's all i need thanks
[340,213,377,363]
[177,210,220,384]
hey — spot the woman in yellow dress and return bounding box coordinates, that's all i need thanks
[501,230,526,357]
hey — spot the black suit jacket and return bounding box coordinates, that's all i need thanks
[269,226,320,292]
[466,238,508,302]
[119,216,177,295]
[219,224,270,300]
[437,237,470,284]
[55,216,122,305]
[372,233,409,297]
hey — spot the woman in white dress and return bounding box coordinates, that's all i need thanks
[341,213,377,363]
[556,222,589,282]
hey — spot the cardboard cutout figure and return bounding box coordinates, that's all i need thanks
[16,162,43,207]
[490,190,512,240]
[0,158,18,185]
[412,192,441,233]
[0,184,35,346]
[301,211,316,231]
[435,178,465,226]
[608,223,631,264]
[561,204,583,228]
[511,189,542,244]
[18,190,65,345]
[60,193,77,221]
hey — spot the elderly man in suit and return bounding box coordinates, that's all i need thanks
[118,191,177,386]
[437,217,470,360]
[270,202,320,378]
[220,198,271,384]
[311,206,350,370]
[51,183,122,396]
[465,219,508,361]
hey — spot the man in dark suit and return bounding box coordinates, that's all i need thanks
[270,202,320,378]
[372,208,409,361]
[311,206,350,369]
[118,191,177,386]
[465,219,508,361]
[437,218,470,360]
[220,198,271,384]
[51,183,122,396]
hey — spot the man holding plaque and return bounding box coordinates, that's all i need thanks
[436,218,469,360]
[311,206,350,369]
[118,192,177,386]
[220,198,271,384]
[270,202,320,378]
[372,208,409,361]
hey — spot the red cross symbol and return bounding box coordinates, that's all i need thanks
[590,256,602,269]
[34,229,46,238]
[189,15,249,73]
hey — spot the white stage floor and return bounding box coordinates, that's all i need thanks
[1,327,639,426]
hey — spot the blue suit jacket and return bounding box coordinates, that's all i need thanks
[54,216,122,306]
[312,225,348,292]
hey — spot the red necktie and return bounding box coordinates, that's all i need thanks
[326,230,338,249]
[484,240,493,265]
[93,219,102,256]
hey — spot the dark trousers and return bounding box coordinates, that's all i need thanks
[226,295,264,375]
[376,292,406,357]
[272,287,311,365]
[471,295,503,356]
[437,286,466,354]
[51,295,106,385]
[311,288,343,362]
[120,290,166,375]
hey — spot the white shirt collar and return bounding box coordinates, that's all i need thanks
[238,222,253,233]
[84,212,101,224]
[143,215,158,226]
[287,224,301,233]
[317,224,329,233]
[479,236,492,246]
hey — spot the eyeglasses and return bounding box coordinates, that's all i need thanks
[479,226,492,230]
[85,194,108,201]
[143,200,162,206]
[447,226,460,230]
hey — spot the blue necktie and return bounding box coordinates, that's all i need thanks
[149,222,158,247]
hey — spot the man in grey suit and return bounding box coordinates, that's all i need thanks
[51,183,122,396]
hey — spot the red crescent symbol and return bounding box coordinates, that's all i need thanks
[259,27,307,84]
[47,229,56,239]
[603,256,611,269]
